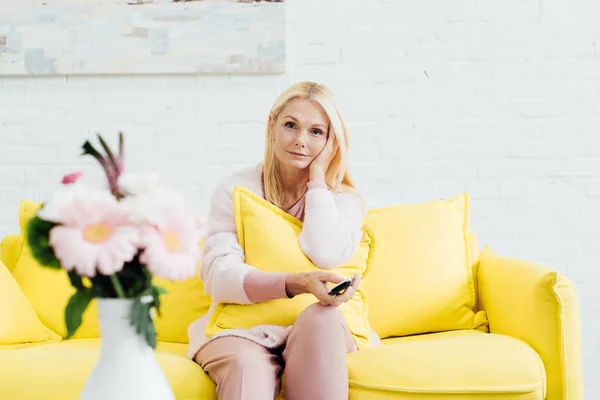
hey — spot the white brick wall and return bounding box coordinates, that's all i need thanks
[1,0,599,395]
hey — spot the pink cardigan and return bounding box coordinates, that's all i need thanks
[186,164,375,359]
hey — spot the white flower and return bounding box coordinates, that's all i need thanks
[118,173,188,225]
[120,186,187,226]
[118,173,169,197]
[38,182,117,224]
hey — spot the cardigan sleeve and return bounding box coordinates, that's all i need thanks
[200,176,290,304]
[298,183,366,269]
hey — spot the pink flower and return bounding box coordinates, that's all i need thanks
[61,172,83,185]
[139,211,202,281]
[49,200,140,277]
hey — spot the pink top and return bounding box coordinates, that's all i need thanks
[186,164,376,359]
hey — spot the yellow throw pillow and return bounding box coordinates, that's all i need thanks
[13,200,211,343]
[153,265,211,344]
[0,259,62,348]
[364,194,488,339]
[205,186,374,350]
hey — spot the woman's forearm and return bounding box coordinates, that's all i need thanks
[284,272,308,297]
[243,270,291,302]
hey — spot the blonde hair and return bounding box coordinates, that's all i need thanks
[263,81,356,208]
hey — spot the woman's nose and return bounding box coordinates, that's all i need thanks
[295,131,308,148]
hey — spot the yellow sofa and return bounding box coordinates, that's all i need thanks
[0,196,583,400]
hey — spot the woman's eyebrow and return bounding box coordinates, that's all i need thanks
[284,115,327,129]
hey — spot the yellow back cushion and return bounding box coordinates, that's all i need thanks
[0,234,19,273]
[364,194,488,339]
[0,259,62,348]
[12,200,100,339]
[13,200,211,343]
[205,186,374,350]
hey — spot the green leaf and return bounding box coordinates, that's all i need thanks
[131,298,144,335]
[145,317,157,349]
[68,270,84,290]
[150,285,166,318]
[26,216,61,269]
[130,296,157,349]
[144,304,157,349]
[82,139,120,198]
[153,285,168,295]
[81,140,106,163]
[96,134,118,171]
[65,289,94,339]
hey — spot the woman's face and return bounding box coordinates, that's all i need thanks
[271,98,330,171]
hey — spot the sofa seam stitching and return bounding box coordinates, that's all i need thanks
[550,272,567,400]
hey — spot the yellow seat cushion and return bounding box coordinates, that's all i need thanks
[364,194,488,339]
[12,200,211,343]
[0,260,62,348]
[205,186,374,350]
[347,330,545,400]
[0,339,216,400]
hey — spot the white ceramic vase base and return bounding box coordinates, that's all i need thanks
[79,299,175,400]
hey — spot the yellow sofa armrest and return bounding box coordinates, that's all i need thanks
[0,234,20,274]
[478,247,583,400]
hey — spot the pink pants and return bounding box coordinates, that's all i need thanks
[194,303,358,400]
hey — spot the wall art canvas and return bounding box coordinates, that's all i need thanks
[0,0,286,75]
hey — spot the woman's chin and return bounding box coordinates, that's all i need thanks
[280,157,311,170]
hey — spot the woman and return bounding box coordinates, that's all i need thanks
[187,81,375,400]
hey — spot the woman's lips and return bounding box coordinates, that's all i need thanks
[288,151,308,157]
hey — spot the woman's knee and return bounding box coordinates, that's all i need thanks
[295,303,345,332]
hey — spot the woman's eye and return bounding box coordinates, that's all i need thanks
[312,129,323,135]
[285,122,296,129]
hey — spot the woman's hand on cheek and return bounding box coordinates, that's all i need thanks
[309,132,337,182]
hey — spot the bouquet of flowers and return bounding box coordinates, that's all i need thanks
[26,133,204,348]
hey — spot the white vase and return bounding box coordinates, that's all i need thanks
[79,298,175,400]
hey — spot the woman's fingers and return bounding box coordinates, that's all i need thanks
[351,274,361,289]
[306,271,362,307]
[330,274,360,306]
[315,284,334,306]
[305,272,336,305]
[317,271,345,284]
